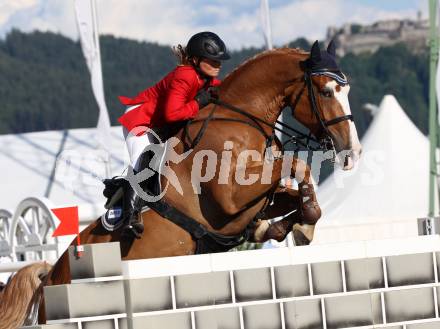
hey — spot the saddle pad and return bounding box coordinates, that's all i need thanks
[101,200,125,232]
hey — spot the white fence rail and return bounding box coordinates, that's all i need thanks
[22,236,440,329]
[0,196,101,263]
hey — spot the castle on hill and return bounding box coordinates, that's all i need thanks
[326,11,428,56]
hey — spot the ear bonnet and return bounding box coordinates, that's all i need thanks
[303,40,348,86]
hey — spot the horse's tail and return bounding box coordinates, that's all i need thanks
[0,262,52,329]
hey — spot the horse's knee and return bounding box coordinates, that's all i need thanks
[301,204,321,225]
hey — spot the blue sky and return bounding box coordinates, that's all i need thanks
[0,0,427,50]
[356,0,422,11]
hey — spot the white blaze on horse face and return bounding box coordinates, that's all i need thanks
[326,80,362,170]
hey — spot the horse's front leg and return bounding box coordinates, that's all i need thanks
[250,186,301,243]
[290,158,322,245]
[252,186,319,245]
[290,157,321,225]
[252,157,321,245]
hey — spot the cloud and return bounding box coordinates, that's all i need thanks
[0,0,425,50]
[0,1,77,38]
[0,0,37,25]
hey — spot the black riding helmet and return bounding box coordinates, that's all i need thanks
[186,32,230,61]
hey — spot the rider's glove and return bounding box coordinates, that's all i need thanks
[207,86,220,100]
[195,88,218,109]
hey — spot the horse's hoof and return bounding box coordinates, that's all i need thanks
[292,223,314,246]
[253,220,270,242]
[292,229,311,246]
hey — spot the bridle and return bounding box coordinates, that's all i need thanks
[283,68,353,152]
[305,69,353,134]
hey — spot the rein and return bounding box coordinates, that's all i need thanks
[185,69,354,153]
[184,98,323,153]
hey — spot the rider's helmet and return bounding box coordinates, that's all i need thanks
[186,32,230,61]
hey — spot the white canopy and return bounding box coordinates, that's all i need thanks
[0,127,127,211]
[314,95,434,244]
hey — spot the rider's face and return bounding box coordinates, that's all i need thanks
[198,58,221,77]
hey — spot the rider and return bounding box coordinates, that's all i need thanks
[116,31,230,239]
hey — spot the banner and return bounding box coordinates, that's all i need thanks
[74,0,112,154]
[260,0,273,50]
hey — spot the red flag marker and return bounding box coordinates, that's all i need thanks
[51,206,83,257]
[52,206,79,237]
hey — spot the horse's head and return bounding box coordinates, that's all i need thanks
[288,41,362,170]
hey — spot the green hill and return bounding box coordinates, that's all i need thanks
[0,30,428,138]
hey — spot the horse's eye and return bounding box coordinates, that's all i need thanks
[321,90,332,98]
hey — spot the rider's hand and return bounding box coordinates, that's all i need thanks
[195,88,214,109]
[207,86,219,100]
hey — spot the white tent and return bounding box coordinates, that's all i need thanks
[0,127,127,212]
[313,95,434,244]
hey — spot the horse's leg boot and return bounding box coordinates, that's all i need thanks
[292,223,315,246]
[264,218,294,242]
[298,183,321,224]
[121,183,144,239]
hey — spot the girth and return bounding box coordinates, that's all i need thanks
[144,198,252,254]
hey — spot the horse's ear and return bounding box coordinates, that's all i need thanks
[310,40,321,62]
[327,39,336,57]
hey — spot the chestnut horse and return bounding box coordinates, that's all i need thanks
[1,41,361,327]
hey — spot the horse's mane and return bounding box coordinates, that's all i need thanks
[0,262,52,329]
[224,47,308,82]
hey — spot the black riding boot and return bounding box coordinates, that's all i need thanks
[121,182,144,239]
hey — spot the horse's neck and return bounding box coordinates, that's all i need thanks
[222,52,303,127]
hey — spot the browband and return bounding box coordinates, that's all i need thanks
[310,69,348,86]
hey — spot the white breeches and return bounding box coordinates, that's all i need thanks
[123,105,152,171]
[123,105,166,173]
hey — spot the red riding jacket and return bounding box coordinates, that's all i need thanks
[118,65,221,133]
